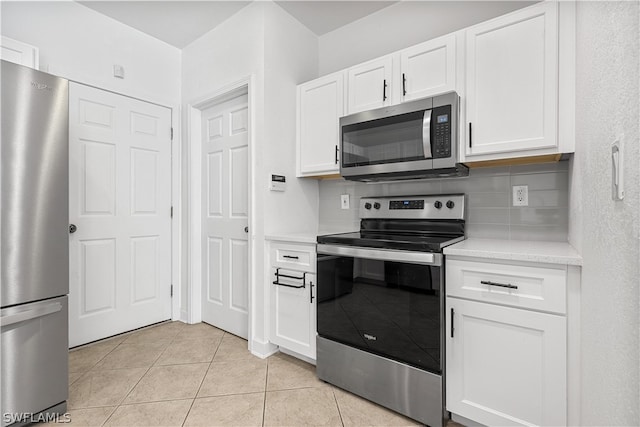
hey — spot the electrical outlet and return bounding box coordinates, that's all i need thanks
[340,194,350,209]
[512,185,528,207]
[340,194,350,210]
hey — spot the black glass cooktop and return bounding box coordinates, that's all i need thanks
[317,231,463,252]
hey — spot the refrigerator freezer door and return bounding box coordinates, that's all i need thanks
[1,60,69,307]
[1,296,69,426]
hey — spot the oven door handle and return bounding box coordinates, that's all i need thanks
[317,244,442,266]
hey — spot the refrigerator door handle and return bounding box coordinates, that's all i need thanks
[0,302,63,327]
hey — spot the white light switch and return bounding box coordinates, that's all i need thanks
[341,194,350,209]
[612,137,624,200]
[113,64,125,79]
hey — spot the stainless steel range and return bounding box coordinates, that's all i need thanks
[315,194,465,427]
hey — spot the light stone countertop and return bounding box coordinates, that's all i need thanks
[264,233,317,244]
[444,238,583,266]
[265,229,356,245]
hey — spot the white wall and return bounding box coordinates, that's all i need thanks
[570,1,640,424]
[0,1,180,107]
[182,1,318,355]
[1,0,184,320]
[263,2,319,236]
[317,1,535,75]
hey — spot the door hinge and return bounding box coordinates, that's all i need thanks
[170,206,173,218]
[170,127,174,140]
[170,284,173,297]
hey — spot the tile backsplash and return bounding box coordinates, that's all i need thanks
[318,161,569,242]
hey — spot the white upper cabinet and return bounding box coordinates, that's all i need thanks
[464,2,559,157]
[347,56,393,114]
[1,36,39,69]
[297,71,344,177]
[399,33,457,102]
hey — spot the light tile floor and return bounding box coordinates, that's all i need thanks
[53,321,431,427]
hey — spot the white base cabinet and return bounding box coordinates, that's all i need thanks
[446,257,571,427]
[446,298,567,427]
[269,241,317,360]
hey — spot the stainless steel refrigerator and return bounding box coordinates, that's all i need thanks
[1,60,69,426]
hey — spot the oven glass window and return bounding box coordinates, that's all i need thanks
[342,111,426,167]
[317,254,442,374]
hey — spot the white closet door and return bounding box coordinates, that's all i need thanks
[201,93,249,339]
[69,83,172,347]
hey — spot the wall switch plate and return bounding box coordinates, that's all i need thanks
[513,185,528,206]
[340,194,350,210]
[113,64,125,79]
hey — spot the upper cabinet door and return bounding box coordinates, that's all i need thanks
[465,2,558,157]
[1,36,39,69]
[400,34,456,102]
[347,56,393,114]
[297,72,344,177]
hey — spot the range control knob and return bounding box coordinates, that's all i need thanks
[364,202,372,210]
[446,200,455,209]
[434,201,443,209]
[373,202,381,210]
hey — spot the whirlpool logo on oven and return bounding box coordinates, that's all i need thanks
[363,333,377,341]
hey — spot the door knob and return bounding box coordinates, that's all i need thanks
[69,224,77,234]
[244,226,249,233]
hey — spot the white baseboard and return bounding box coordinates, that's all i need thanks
[250,339,278,359]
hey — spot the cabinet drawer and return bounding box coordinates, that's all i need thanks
[271,243,316,272]
[447,258,566,314]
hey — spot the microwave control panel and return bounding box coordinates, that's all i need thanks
[432,105,451,159]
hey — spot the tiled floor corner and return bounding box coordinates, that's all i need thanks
[55,321,446,426]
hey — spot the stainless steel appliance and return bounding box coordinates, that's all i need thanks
[340,92,467,181]
[1,60,69,426]
[316,194,465,427]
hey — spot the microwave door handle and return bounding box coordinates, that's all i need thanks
[422,109,432,159]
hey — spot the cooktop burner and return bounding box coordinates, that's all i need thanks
[317,231,464,252]
[317,194,466,253]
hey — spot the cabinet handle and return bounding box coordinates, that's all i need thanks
[283,255,299,260]
[469,122,473,148]
[450,308,455,338]
[481,280,518,290]
[382,79,387,101]
[310,281,315,303]
[334,145,339,165]
[402,73,407,96]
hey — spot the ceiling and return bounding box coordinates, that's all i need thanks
[78,1,398,49]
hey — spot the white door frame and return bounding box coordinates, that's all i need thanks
[187,75,255,341]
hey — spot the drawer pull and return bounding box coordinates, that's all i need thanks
[282,255,299,260]
[273,268,306,289]
[481,280,518,290]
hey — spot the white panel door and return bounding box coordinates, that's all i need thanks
[297,72,344,176]
[399,33,456,102]
[69,83,172,347]
[347,56,393,114]
[446,298,567,426]
[201,93,249,339]
[465,2,558,156]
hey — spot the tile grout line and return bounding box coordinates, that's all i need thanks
[181,331,227,426]
[97,325,185,425]
[332,388,345,427]
[262,357,270,427]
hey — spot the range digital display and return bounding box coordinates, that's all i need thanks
[389,200,425,210]
[437,114,448,123]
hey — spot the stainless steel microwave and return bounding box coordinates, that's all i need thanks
[339,91,467,181]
